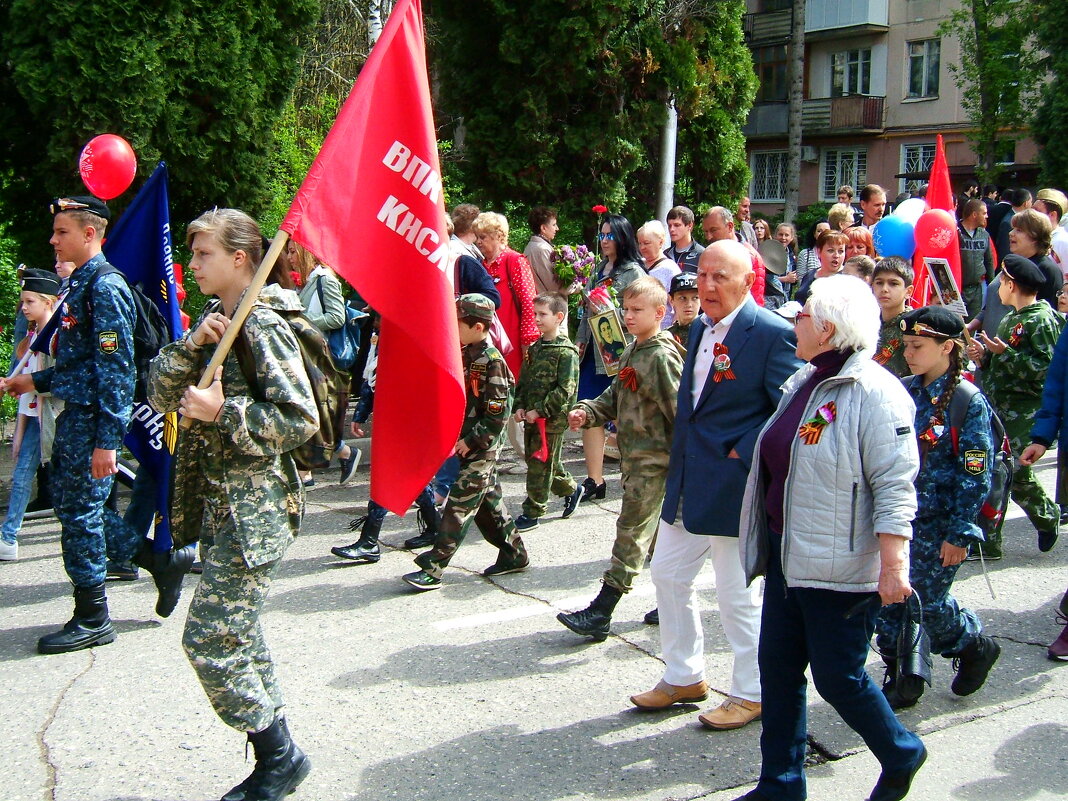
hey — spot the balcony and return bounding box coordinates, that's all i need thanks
[743,96,885,137]
[805,0,889,39]
[743,8,792,45]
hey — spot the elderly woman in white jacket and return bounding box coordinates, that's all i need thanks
[735,275,927,801]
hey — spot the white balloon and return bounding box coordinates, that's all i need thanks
[892,197,927,225]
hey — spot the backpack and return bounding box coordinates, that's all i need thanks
[225,302,344,472]
[88,263,172,401]
[906,376,1013,539]
[315,277,363,370]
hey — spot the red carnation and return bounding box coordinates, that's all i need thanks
[290,270,304,288]
[591,204,608,214]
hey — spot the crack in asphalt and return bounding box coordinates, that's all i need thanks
[37,650,96,801]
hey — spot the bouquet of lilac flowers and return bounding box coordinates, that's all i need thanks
[551,243,596,295]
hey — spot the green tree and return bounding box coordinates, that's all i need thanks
[938,0,1039,184]
[1033,0,1068,188]
[429,0,754,237]
[0,0,318,264]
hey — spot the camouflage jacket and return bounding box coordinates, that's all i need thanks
[574,330,683,473]
[461,338,515,457]
[666,319,694,354]
[985,300,1064,413]
[874,310,910,378]
[514,334,579,433]
[147,284,319,566]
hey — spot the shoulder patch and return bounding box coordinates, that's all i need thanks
[98,330,119,354]
[963,449,987,475]
[486,398,506,416]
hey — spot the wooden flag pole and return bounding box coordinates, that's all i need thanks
[178,230,290,429]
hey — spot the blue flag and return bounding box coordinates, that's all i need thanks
[103,162,182,550]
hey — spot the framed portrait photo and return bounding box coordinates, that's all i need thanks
[924,257,968,316]
[589,309,629,376]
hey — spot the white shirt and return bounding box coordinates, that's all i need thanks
[1051,226,1068,279]
[691,297,751,407]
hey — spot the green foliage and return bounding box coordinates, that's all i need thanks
[0,221,23,425]
[0,0,319,263]
[1033,0,1068,189]
[937,0,1040,184]
[792,203,832,247]
[430,0,755,242]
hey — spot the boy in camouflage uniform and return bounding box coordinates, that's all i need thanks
[557,277,684,641]
[512,293,582,530]
[403,294,528,590]
[969,254,1062,555]
[666,272,699,353]
[872,256,915,378]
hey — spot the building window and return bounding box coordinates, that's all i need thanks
[754,46,788,103]
[822,149,867,201]
[907,39,940,98]
[751,151,789,202]
[901,143,936,195]
[831,49,871,97]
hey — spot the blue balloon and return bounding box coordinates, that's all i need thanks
[872,215,916,259]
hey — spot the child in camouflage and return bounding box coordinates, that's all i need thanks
[666,272,699,353]
[512,294,583,531]
[402,293,528,591]
[557,276,683,641]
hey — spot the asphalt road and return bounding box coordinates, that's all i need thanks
[1,438,1065,801]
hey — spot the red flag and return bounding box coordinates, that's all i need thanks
[910,134,963,308]
[281,0,463,515]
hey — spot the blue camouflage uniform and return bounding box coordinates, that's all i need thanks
[31,253,138,587]
[876,374,993,657]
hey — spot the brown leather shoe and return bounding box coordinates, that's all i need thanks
[698,696,762,730]
[630,680,708,710]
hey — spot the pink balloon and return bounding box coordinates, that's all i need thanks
[79,134,137,200]
[914,208,956,255]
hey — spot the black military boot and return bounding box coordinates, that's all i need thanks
[220,716,311,801]
[880,657,924,710]
[556,583,623,642]
[133,540,197,618]
[38,584,116,654]
[403,505,440,550]
[951,635,1001,696]
[331,516,383,563]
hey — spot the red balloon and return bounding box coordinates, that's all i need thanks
[79,134,137,200]
[914,208,956,255]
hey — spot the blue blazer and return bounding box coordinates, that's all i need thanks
[662,299,802,536]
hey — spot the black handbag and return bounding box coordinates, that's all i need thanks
[895,591,933,688]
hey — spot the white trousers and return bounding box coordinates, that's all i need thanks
[650,518,763,702]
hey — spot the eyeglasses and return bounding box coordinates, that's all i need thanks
[597,232,615,241]
[50,198,92,215]
[793,311,811,325]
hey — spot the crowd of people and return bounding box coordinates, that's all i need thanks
[1,184,1066,801]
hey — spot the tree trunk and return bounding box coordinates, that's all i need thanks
[656,95,678,220]
[783,0,805,223]
[369,0,390,45]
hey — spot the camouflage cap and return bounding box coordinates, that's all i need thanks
[457,292,495,322]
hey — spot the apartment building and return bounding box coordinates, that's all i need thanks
[742,0,1040,216]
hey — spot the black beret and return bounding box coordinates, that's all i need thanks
[900,305,964,339]
[669,272,698,294]
[1001,254,1046,292]
[19,268,61,296]
[50,195,110,221]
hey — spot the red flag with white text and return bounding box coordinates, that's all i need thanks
[281,0,463,514]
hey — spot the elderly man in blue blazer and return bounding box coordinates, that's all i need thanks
[630,240,802,731]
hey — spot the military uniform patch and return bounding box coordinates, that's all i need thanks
[964,449,987,475]
[98,330,118,354]
[486,399,506,416]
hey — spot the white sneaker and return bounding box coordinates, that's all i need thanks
[0,540,18,561]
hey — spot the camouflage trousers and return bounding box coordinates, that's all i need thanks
[603,468,667,593]
[876,521,981,657]
[52,405,142,587]
[415,454,525,579]
[522,425,576,519]
[183,503,286,732]
[1002,416,1058,545]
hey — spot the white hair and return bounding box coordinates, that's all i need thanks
[637,219,668,247]
[806,274,880,352]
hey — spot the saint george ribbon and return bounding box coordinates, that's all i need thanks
[711,342,736,382]
[618,366,639,391]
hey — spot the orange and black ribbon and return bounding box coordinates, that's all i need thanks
[798,401,836,445]
[618,366,639,391]
[711,342,736,382]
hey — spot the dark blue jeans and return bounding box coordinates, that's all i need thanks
[756,535,924,800]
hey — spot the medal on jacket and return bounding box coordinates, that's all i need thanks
[712,343,735,382]
[1008,322,1024,348]
[60,302,77,330]
[798,402,836,444]
[618,366,639,391]
[874,338,899,365]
